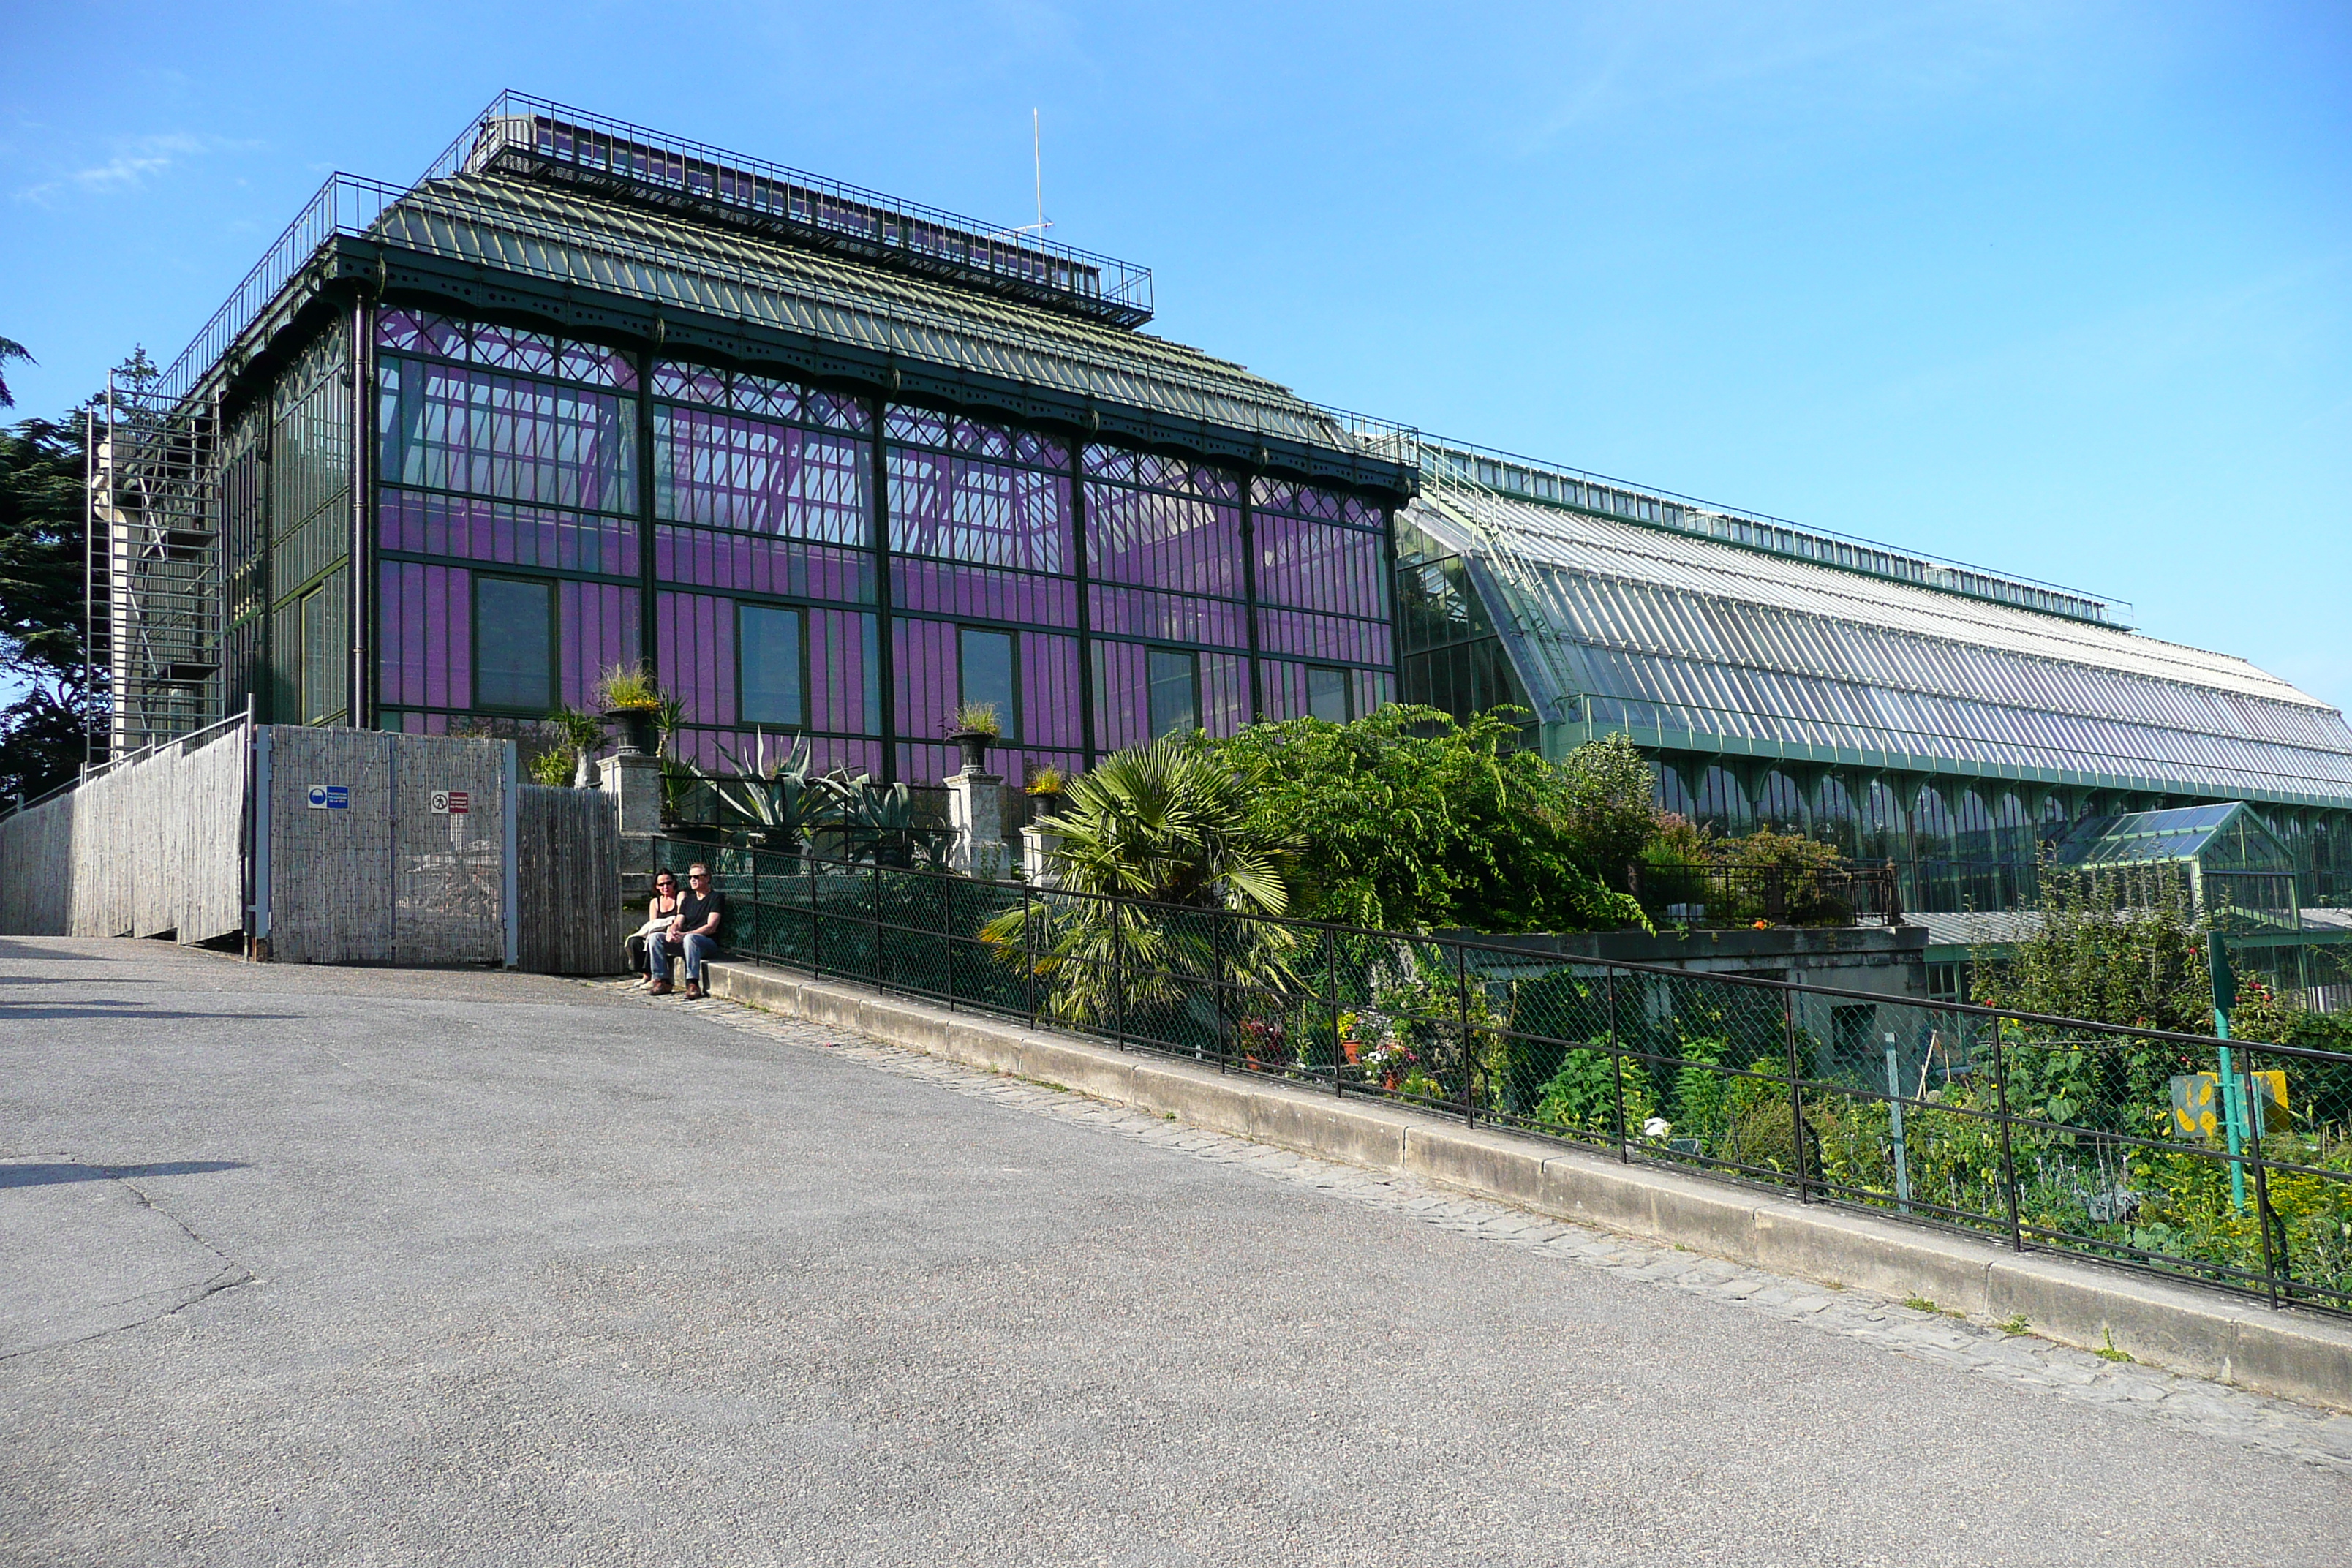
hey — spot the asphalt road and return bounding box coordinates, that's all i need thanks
[1,935,2344,1566]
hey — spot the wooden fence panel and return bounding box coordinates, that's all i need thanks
[517,784,625,974]
[265,728,394,964]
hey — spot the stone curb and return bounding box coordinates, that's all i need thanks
[704,959,2352,1412]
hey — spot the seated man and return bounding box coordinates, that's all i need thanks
[624,872,682,988]
[650,862,725,999]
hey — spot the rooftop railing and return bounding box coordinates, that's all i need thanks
[1421,437,2133,628]
[426,93,1153,328]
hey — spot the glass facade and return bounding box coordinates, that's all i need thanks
[336,306,1394,788]
[1400,478,2352,911]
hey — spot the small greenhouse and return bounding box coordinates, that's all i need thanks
[2051,802,2300,932]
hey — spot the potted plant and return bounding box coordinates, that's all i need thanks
[944,701,1002,772]
[1023,764,1065,803]
[598,662,665,756]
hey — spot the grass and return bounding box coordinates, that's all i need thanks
[1999,1313,2031,1336]
[1903,1295,1939,1313]
[2095,1328,2135,1363]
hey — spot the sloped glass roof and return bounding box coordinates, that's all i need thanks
[369,171,1366,453]
[2053,803,2296,873]
[1405,481,2352,809]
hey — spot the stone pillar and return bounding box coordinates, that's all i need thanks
[600,750,665,837]
[946,767,1011,879]
[1021,823,1063,886]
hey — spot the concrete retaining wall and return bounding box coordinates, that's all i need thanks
[706,957,2352,1413]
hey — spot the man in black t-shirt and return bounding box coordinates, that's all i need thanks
[652,863,726,999]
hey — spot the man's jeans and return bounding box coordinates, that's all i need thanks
[655,931,720,984]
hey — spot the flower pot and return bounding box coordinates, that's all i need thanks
[606,706,657,756]
[946,728,993,772]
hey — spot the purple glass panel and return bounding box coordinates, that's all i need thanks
[889,451,1071,573]
[380,489,636,576]
[1086,585,1245,649]
[1082,445,1240,502]
[375,311,466,359]
[652,361,727,407]
[1352,668,1395,715]
[378,561,470,711]
[949,418,1016,461]
[1257,659,1310,723]
[1018,632,1082,750]
[375,308,429,353]
[1085,484,1242,598]
[1015,431,1068,470]
[1201,653,1249,739]
[897,742,1082,792]
[379,359,638,513]
[1090,640,1151,753]
[653,406,870,543]
[892,618,960,749]
[654,524,875,606]
[892,560,1077,627]
[656,591,736,728]
[806,608,878,735]
[558,341,638,391]
[1254,516,1384,617]
[728,373,804,424]
[1256,608,1391,665]
[557,581,642,708]
[804,389,872,434]
[884,405,950,447]
[472,324,558,377]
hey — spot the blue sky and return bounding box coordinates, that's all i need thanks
[6,1,2347,708]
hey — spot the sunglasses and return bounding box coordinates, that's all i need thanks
[690,873,711,881]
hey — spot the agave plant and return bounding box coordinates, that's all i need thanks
[980,735,1304,1026]
[711,732,847,851]
[832,774,950,867]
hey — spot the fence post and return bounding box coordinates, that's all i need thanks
[1455,943,1474,1128]
[1112,895,1128,1051]
[870,858,883,993]
[1994,1021,2022,1252]
[1327,930,1343,1098]
[807,850,819,976]
[1783,986,1808,1202]
[1607,966,1627,1162]
[1025,886,1039,1028]
[2250,1047,2280,1309]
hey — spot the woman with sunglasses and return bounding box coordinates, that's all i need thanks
[625,872,683,989]
[649,864,725,999]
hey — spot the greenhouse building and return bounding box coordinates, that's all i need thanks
[91,92,2352,932]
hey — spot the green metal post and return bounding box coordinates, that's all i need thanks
[2212,931,2247,1214]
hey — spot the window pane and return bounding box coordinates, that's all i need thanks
[299,589,331,724]
[1147,648,1198,738]
[1306,665,1349,723]
[958,627,1018,740]
[739,605,805,727]
[476,578,552,711]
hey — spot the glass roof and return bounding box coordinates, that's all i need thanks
[1407,482,2352,810]
[2051,804,2281,868]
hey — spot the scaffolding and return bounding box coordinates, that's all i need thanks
[87,374,222,760]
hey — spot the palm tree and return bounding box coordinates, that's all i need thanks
[981,735,1305,1028]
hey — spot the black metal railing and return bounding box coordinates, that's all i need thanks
[1630,862,1903,927]
[651,837,2352,1317]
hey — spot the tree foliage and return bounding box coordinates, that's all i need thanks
[0,407,97,799]
[1205,705,1650,934]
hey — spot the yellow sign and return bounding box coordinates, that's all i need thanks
[2168,1071,2288,1139]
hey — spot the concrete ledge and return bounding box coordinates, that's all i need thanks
[705,959,2352,1412]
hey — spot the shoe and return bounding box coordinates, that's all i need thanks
[684,982,704,1000]
[648,981,672,996]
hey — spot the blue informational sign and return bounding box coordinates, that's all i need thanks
[306,785,351,810]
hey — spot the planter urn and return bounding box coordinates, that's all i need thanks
[947,728,994,772]
[606,706,658,757]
